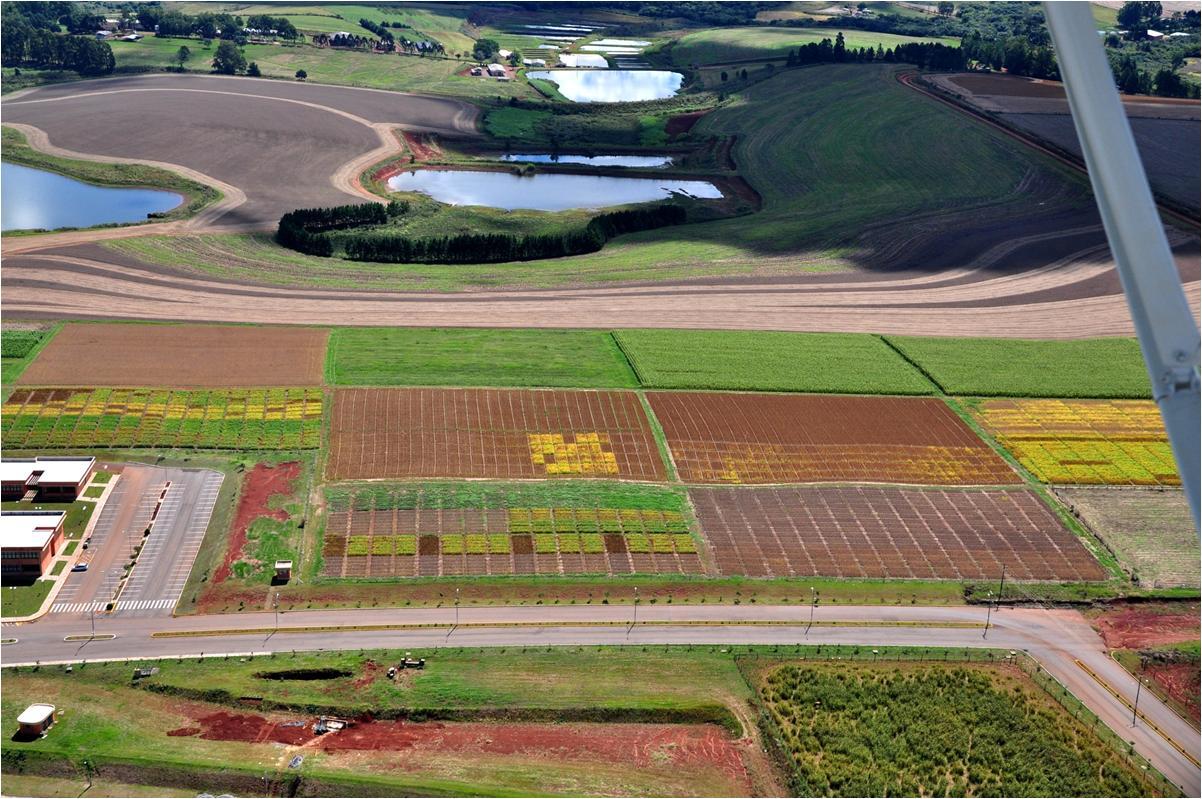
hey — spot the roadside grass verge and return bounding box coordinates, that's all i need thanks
[485,106,553,138]
[0,580,54,618]
[884,336,1151,398]
[326,327,638,388]
[615,329,936,394]
[0,127,221,229]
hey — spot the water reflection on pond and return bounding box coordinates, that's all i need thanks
[526,70,683,102]
[387,169,721,211]
[1,162,182,231]
[501,154,673,168]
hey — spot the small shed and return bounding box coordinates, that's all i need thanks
[487,63,507,77]
[274,560,293,583]
[17,704,55,738]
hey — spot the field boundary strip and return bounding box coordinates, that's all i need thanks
[876,334,947,394]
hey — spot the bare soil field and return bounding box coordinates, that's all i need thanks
[999,113,1200,211]
[647,392,1019,485]
[688,486,1104,581]
[1054,487,1197,588]
[16,323,328,387]
[326,388,666,482]
[2,74,478,227]
[212,461,301,586]
[167,713,753,796]
[1091,602,1200,650]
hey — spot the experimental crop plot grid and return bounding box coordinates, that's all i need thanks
[648,392,1018,485]
[321,485,702,578]
[971,399,1178,486]
[0,388,323,449]
[326,388,666,481]
[689,486,1106,581]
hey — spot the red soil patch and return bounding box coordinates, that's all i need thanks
[183,711,315,746]
[166,726,201,737]
[1093,604,1201,649]
[212,462,300,585]
[666,110,710,137]
[353,659,382,689]
[403,131,441,161]
[1145,661,1201,722]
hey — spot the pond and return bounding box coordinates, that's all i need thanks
[501,154,673,168]
[526,70,684,102]
[1,163,182,232]
[387,169,721,211]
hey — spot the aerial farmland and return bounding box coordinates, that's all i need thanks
[0,2,1198,798]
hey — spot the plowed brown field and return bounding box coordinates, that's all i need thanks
[18,323,328,387]
[326,388,665,481]
[689,486,1105,581]
[648,393,1018,485]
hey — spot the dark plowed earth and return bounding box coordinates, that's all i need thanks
[3,74,478,226]
[689,485,1106,581]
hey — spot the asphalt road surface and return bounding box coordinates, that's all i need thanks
[2,604,1197,794]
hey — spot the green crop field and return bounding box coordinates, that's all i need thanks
[327,480,687,513]
[107,64,1088,292]
[672,27,959,65]
[0,388,323,450]
[885,336,1151,398]
[615,330,934,394]
[327,327,637,388]
[758,661,1148,797]
[1,327,54,393]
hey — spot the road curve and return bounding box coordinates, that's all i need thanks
[2,604,1198,793]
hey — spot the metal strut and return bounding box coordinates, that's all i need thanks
[1043,1,1201,530]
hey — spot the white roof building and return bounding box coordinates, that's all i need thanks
[498,49,512,58]
[1,457,95,487]
[1,511,65,549]
[17,705,55,726]
[487,63,507,76]
[526,58,546,67]
[1146,29,1165,38]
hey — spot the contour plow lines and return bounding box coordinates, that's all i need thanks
[6,253,1199,337]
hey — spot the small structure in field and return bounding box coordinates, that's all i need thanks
[16,704,56,739]
[526,58,546,67]
[487,63,507,77]
[274,560,293,583]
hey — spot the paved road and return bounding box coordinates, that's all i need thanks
[2,603,1197,794]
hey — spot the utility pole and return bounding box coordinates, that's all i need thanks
[1132,676,1148,726]
[983,591,993,639]
[633,586,639,628]
[90,606,96,639]
[806,587,818,636]
[998,563,1006,602]
[455,586,460,628]
[273,591,280,634]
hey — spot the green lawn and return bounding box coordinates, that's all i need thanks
[91,470,115,484]
[326,327,638,388]
[107,64,1090,292]
[108,36,533,99]
[1,580,54,617]
[484,107,553,139]
[83,486,106,499]
[672,26,959,66]
[884,336,1151,397]
[615,330,935,394]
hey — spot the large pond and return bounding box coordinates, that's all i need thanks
[387,169,721,211]
[1,163,182,231]
[501,154,673,168]
[526,70,683,102]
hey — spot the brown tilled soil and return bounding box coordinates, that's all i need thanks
[1144,661,1201,722]
[168,712,752,791]
[949,73,1202,106]
[211,461,301,586]
[17,323,329,387]
[1091,603,1201,650]
[648,392,1019,485]
[689,485,1105,581]
[403,131,441,161]
[326,388,666,481]
[666,110,710,136]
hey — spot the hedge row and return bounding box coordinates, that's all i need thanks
[276,199,688,264]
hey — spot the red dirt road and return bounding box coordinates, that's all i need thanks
[211,462,301,586]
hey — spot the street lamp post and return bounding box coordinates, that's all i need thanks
[273,592,280,633]
[90,606,96,639]
[983,591,994,639]
[633,586,639,628]
[1132,676,1148,726]
[806,587,818,636]
[455,587,460,627]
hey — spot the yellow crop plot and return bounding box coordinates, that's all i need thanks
[528,432,620,476]
[972,399,1178,485]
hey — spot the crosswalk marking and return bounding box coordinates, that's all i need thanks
[50,602,107,614]
[115,598,176,611]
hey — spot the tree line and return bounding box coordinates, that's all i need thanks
[136,6,299,41]
[277,200,688,264]
[749,34,965,75]
[1,3,114,75]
